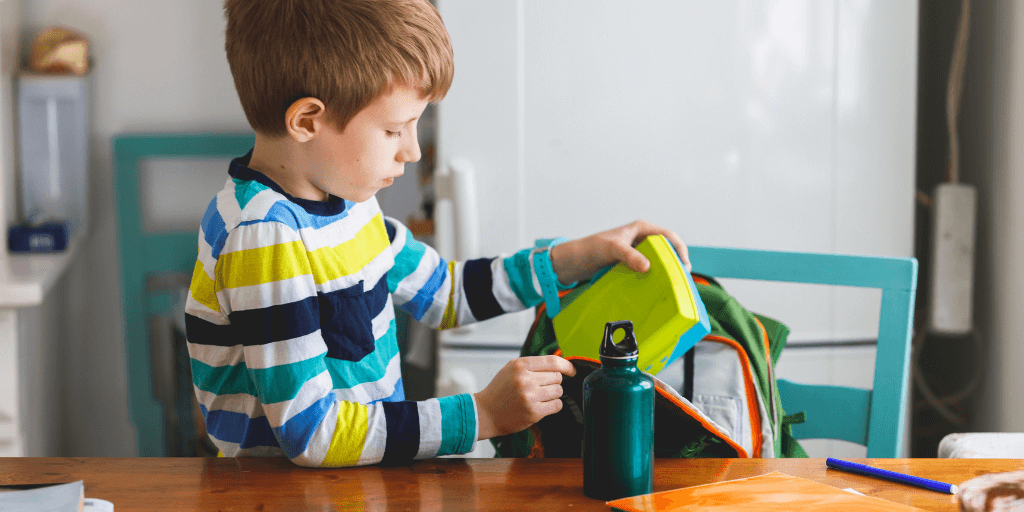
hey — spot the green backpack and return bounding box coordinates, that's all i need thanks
[490,274,808,459]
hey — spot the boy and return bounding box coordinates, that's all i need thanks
[184,0,691,467]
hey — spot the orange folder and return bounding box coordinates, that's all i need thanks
[606,472,926,511]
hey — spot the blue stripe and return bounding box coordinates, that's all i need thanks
[200,199,229,259]
[401,260,448,321]
[463,258,504,321]
[273,393,337,459]
[229,296,320,346]
[201,405,278,449]
[381,401,420,464]
[259,199,355,231]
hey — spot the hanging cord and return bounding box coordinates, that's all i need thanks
[911,315,984,427]
[946,0,971,183]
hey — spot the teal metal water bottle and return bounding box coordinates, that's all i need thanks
[582,320,655,500]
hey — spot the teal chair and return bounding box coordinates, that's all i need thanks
[113,133,255,456]
[687,246,918,458]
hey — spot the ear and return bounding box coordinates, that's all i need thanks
[284,97,327,142]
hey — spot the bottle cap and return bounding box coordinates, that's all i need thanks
[600,320,639,359]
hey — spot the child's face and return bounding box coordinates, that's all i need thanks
[313,84,429,203]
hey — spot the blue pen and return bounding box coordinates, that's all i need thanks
[826,458,958,494]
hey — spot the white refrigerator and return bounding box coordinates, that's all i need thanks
[432,0,917,457]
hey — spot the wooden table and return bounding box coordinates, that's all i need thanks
[1,457,1020,511]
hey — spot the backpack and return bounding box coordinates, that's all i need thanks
[489,273,808,459]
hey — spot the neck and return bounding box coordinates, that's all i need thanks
[248,133,328,201]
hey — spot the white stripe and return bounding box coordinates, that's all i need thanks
[243,331,327,370]
[385,215,408,255]
[224,274,317,312]
[184,294,227,324]
[296,200,377,251]
[392,242,443,306]
[415,399,443,459]
[373,294,395,340]
[216,179,243,231]
[333,353,402,404]
[196,227,218,279]
[356,403,388,465]
[263,370,334,428]
[186,341,243,369]
[241,187,286,222]
[193,385,264,419]
[294,399,340,467]
[209,437,284,458]
[448,261,477,326]
[220,221,301,255]
[491,256,523,312]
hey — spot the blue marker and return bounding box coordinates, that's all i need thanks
[826,458,958,494]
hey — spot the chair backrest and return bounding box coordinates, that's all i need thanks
[113,133,255,456]
[687,246,918,458]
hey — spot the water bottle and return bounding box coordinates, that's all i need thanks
[582,320,655,500]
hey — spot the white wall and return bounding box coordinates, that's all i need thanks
[962,0,1024,433]
[22,0,249,455]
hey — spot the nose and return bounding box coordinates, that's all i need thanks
[398,133,421,163]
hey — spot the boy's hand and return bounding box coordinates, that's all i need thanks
[474,356,577,440]
[548,219,691,284]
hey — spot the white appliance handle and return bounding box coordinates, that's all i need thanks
[434,157,480,261]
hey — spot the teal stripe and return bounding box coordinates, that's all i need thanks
[323,321,399,389]
[388,229,428,293]
[190,359,258,396]
[249,355,328,404]
[438,394,475,455]
[503,249,542,308]
[233,178,268,211]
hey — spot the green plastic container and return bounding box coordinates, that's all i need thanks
[583,320,654,501]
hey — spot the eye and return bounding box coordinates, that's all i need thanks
[385,130,402,138]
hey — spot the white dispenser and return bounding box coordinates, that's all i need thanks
[17,73,89,237]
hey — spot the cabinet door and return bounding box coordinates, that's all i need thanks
[437,0,916,347]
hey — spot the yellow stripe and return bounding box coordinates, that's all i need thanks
[440,261,458,329]
[189,260,220,312]
[321,401,369,467]
[307,214,390,284]
[217,213,390,290]
[220,240,311,289]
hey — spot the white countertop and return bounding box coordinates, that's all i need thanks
[0,240,78,308]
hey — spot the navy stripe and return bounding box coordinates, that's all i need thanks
[228,296,320,346]
[385,218,397,243]
[185,313,236,347]
[462,258,504,321]
[380,401,420,464]
[202,406,278,449]
[320,277,389,361]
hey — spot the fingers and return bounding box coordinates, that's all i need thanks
[520,355,577,377]
[625,219,690,272]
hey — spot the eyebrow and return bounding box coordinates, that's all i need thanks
[389,116,419,125]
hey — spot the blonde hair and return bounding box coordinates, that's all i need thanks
[224,0,453,136]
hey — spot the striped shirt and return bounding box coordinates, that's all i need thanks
[184,152,554,467]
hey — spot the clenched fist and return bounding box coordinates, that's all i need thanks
[474,355,577,440]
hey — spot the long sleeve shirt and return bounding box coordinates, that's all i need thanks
[184,153,552,467]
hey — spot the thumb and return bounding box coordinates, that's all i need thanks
[622,246,651,273]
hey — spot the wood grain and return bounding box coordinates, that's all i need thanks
[0,457,1019,511]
